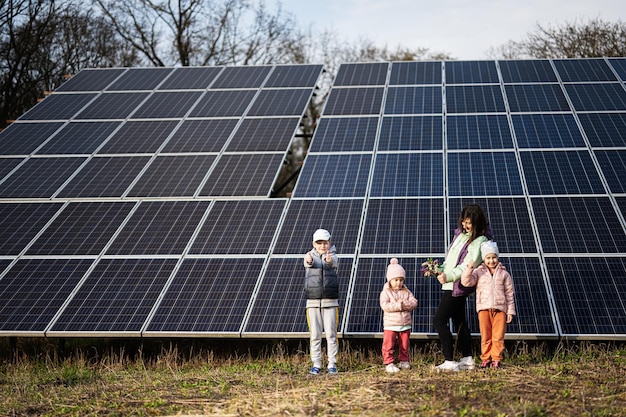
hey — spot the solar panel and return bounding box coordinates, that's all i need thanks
[2,60,625,341]
[0,259,94,334]
[0,122,64,155]
[520,150,605,194]
[189,200,286,255]
[146,258,265,334]
[48,258,178,334]
[384,86,442,114]
[378,116,442,151]
[309,117,379,152]
[106,201,211,255]
[512,114,585,148]
[446,85,506,113]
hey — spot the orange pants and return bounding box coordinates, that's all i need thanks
[478,309,507,362]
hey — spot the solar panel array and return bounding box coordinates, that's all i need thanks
[1,59,625,341]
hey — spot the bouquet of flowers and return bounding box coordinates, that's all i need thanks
[421,258,440,278]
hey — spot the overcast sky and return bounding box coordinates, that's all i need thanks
[277,0,624,59]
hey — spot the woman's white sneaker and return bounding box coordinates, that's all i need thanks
[435,360,459,372]
[458,356,475,370]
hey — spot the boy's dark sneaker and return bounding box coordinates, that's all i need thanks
[310,367,321,375]
[480,360,491,368]
[327,367,337,375]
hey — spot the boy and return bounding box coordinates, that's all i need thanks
[304,228,339,375]
[461,241,515,368]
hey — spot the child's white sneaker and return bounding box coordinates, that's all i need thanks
[398,361,411,369]
[435,360,459,372]
[385,363,400,373]
[458,356,475,370]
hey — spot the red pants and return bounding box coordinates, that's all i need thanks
[382,329,410,364]
[478,309,507,361]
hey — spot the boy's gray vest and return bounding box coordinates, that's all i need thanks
[305,255,339,300]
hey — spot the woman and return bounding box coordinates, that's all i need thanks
[433,204,490,371]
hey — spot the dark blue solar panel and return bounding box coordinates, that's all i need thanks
[211,66,273,89]
[345,257,437,334]
[389,61,442,85]
[447,115,513,149]
[447,152,523,196]
[273,199,364,255]
[74,93,150,119]
[608,58,626,81]
[565,83,626,111]
[370,153,443,197]
[189,90,257,117]
[247,89,312,116]
[264,65,323,88]
[512,114,585,148]
[521,151,604,194]
[446,85,506,113]
[49,258,177,333]
[322,87,384,115]
[334,62,389,86]
[0,122,64,155]
[21,94,97,120]
[0,259,94,332]
[0,158,22,179]
[55,68,126,92]
[157,67,222,90]
[26,202,135,255]
[309,117,379,152]
[0,203,63,255]
[106,201,210,255]
[293,154,371,198]
[162,119,238,153]
[499,60,558,83]
[448,198,537,253]
[97,120,179,154]
[132,91,203,118]
[546,257,626,335]
[554,59,618,82]
[595,150,626,193]
[384,86,442,114]
[617,197,626,219]
[127,155,216,197]
[105,67,174,91]
[227,118,299,151]
[0,157,86,198]
[532,197,626,253]
[378,116,442,151]
[578,113,626,148]
[360,199,445,254]
[56,156,150,198]
[190,200,286,255]
[244,257,350,333]
[198,154,283,197]
[505,84,570,112]
[147,258,264,333]
[446,61,499,84]
[36,122,120,154]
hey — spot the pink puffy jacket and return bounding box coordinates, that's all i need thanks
[379,283,418,328]
[461,262,516,315]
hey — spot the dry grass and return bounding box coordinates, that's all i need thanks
[1,338,625,416]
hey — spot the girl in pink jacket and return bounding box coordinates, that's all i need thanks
[461,241,515,369]
[379,258,418,373]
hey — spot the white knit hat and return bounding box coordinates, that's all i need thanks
[481,240,499,259]
[312,228,331,242]
[386,258,406,281]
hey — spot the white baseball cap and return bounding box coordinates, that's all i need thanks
[313,229,331,242]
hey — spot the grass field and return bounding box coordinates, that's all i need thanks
[1,338,625,416]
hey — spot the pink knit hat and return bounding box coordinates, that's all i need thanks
[386,258,406,281]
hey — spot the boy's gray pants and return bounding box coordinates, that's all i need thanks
[306,306,338,368]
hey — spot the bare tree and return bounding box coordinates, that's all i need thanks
[488,18,626,59]
[93,0,306,67]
